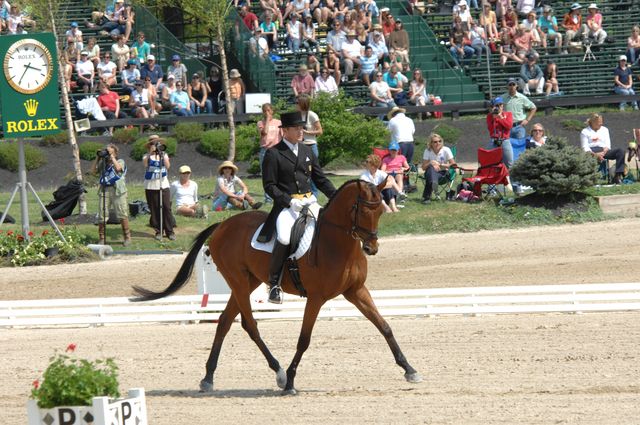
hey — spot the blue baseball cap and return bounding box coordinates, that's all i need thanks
[491,96,504,106]
[71,22,78,27]
[388,141,400,151]
[172,54,180,61]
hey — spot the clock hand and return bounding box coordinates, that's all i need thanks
[18,62,31,85]
[25,64,42,72]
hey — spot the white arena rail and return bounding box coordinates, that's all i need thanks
[2,283,640,328]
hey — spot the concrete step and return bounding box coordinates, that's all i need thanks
[597,194,640,217]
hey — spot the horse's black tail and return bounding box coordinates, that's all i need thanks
[130,222,221,302]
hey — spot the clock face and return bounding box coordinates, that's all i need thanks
[3,39,54,95]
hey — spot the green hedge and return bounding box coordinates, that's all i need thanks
[111,127,139,144]
[198,125,259,161]
[39,132,68,147]
[0,142,47,171]
[130,137,178,161]
[173,123,204,144]
[78,142,105,161]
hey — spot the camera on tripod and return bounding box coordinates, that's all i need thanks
[96,149,110,158]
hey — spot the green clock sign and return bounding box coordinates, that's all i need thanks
[0,33,61,138]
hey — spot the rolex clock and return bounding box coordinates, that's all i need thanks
[3,38,53,95]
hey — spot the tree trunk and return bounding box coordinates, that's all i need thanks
[218,27,236,162]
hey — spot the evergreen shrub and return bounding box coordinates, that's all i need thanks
[111,127,139,144]
[0,142,47,171]
[173,123,204,144]
[78,142,104,161]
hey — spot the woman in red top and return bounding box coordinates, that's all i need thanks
[486,96,514,168]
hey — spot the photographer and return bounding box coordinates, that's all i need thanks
[143,135,176,240]
[91,144,131,246]
[486,96,514,168]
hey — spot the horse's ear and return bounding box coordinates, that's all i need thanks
[376,181,386,193]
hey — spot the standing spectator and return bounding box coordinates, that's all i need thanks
[450,16,474,68]
[257,103,281,203]
[167,55,188,87]
[613,56,638,111]
[170,80,194,116]
[302,12,318,52]
[315,68,339,95]
[381,141,410,195]
[239,5,259,31]
[110,35,130,72]
[188,73,212,114]
[387,20,410,71]
[580,113,625,183]
[480,3,498,40]
[502,77,537,140]
[627,26,640,67]
[538,6,563,54]
[561,3,583,53]
[140,54,164,92]
[326,20,347,58]
[387,106,416,164]
[520,53,545,95]
[544,61,560,96]
[324,47,342,84]
[143,135,176,240]
[260,11,279,50]
[369,71,396,107]
[358,46,379,85]
[85,37,101,68]
[421,133,456,204]
[583,3,607,45]
[130,32,150,64]
[76,51,95,94]
[342,31,364,81]
[121,59,140,94]
[227,69,246,114]
[486,96,514,167]
[97,83,127,135]
[286,13,303,53]
[65,22,83,51]
[207,67,223,113]
[360,154,402,213]
[298,94,323,196]
[291,64,315,98]
[170,165,206,218]
[97,52,118,87]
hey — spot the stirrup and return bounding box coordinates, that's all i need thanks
[268,285,283,304]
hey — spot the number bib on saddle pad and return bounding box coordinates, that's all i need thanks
[250,221,316,259]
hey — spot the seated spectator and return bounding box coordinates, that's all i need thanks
[538,6,563,54]
[291,64,315,98]
[388,20,410,71]
[121,59,140,94]
[355,23,369,47]
[188,73,212,114]
[384,48,405,73]
[580,113,625,183]
[85,37,101,68]
[286,13,303,53]
[167,54,188,87]
[343,10,357,33]
[502,9,519,35]
[0,1,10,33]
[498,27,523,66]
[355,6,371,31]
[207,67,223,113]
[369,71,396,107]
[170,80,194,116]
[326,20,347,58]
[227,69,246,114]
[315,68,339,95]
[380,8,395,39]
[516,0,535,17]
[358,46,379,86]
[302,12,318,52]
[111,35,130,72]
[333,0,350,24]
[97,53,118,87]
[480,3,499,40]
[342,31,364,81]
[143,77,162,117]
[75,51,95,93]
[469,21,489,65]
[421,133,455,204]
[522,11,543,49]
[627,26,640,67]
[324,47,342,85]
[97,83,127,135]
[486,96,514,167]
[140,54,164,92]
[525,123,547,149]
[161,74,178,110]
[450,16,474,68]
[454,0,474,30]
[238,5,259,31]
[613,56,638,111]
[213,161,263,210]
[369,27,389,62]
[6,4,35,34]
[409,69,434,119]
[307,54,321,78]
[63,40,79,90]
[88,0,118,31]
[311,0,331,27]
[544,61,560,96]
[583,3,607,45]
[383,65,404,96]
[284,0,310,21]
[360,154,402,213]
[495,0,510,22]
[260,0,284,27]
[513,25,538,60]
[65,21,84,51]
[170,165,207,218]
[520,53,544,95]
[249,27,270,59]
[381,141,409,194]
[130,32,150,64]
[260,11,279,50]
[129,80,151,119]
[561,3,583,53]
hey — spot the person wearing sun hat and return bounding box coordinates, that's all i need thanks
[387,106,416,166]
[258,111,336,304]
[143,135,176,241]
[584,3,607,44]
[613,55,639,111]
[212,161,262,211]
[561,3,583,52]
[170,165,208,218]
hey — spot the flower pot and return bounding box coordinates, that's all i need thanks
[27,388,148,425]
[44,247,59,258]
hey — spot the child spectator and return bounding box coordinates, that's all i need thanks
[360,154,402,213]
[213,161,263,210]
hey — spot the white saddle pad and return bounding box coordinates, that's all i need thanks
[250,222,316,259]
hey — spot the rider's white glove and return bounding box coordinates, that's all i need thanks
[289,198,304,212]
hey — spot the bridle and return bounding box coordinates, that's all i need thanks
[349,181,382,245]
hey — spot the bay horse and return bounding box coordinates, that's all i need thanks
[132,179,422,394]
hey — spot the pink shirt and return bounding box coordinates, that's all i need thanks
[257,118,282,149]
[291,74,315,95]
[382,154,408,173]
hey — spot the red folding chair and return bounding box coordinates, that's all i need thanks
[460,148,510,198]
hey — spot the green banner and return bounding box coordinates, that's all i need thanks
[0,33,61,138]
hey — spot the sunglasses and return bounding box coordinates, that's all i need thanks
[532,129,544,132]
[508,82,517,86]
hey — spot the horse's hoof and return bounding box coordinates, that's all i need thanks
[199,379,214,393]
[404,372,423,383]
[276,368,287,389]
[281,388,298,396]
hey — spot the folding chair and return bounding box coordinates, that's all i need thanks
[419,146,458,200]
[373,147,417,193]
[460,147,510,199]
[627,128,640,180]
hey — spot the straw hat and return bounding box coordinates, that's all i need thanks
[145,134,165,148]
[386,106,406,120]
[229,69,241,78]
[217,160,238,174]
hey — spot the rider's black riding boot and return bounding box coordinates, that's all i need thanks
[267,241,289,304]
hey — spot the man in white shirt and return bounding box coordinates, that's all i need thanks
[387,106,416,163]
[341,31,363,81]
[580,113,625,183]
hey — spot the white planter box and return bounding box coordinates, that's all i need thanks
[27,388,147,425]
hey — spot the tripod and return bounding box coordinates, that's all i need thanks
[98,154,110,244]
[158,147,165,241]
[583,42,596,62]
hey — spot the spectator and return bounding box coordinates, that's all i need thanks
[342,31,363,81]
[343,10,357,33]
[538,6,563,54]
[213,161,263,210]
[143,135,176,240]
[291,64,315,97]
[421,133,456,204]
[302,12,318,52]
[516,0,535,17]
[502,9,519,35]
[315,67,339,95]
[62,40,79,91]
[250,27,270,59]
[613,55,638,111]
[369,71,396,107]
[76,51,95,94]
[561,3,583,53]
[409,69,433,119]
[326,20,347,58]
[257,103,281,203]
[311,0,331,27]
[358,46,379,85]
[369,27,389,62]
[161,74,178,111]
[171,165,207,218]
[627,25,640,67]
[260,0,284,27]
[65,21,83,51]
[297,94,322,159]
[130,32,150,64]
[486,96,514,167]
[580,113,625,183]
[387,106,416,164]
[97,52,118,87]
[381,8,395,39]
[97,83,127,135]
[454,0,473,30]
[324,46,342,84]
[513,24,537,60]
[583,3,607,45]
[544,61,560,96]
[469,21,490,65]
[307,53,321,78]
[334,0,350,23]
[260,11,279,50]
[239,5,259,31]
[502,77,537,140]
[522,11,543,49]
[450,16,474,68]
[387,20,410,71]
[85,37,101,67]
[525,123,547,149]
[355,23,369,47]
[480,2,499,40]
[360,154,401,213]
[284,0,310,20]
[143,77,162,117]
[227,69,246,114]
[520,53,545,95]
[380,141,409,195]
[167,54,188,87]
[498,27,522,66]
[0,1,9,33]
[286,13,303,53]
[495,0,510,21]
[355,6,371,31]
[383,65,404,97]
[140,54,163,91]
[129,80,151,120]
[170,80,194,116]
[110,35,130,72]
[188,73,212,114]
[207,67,223,113]
[121,59,140,94]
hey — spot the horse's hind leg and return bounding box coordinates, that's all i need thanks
[343,286,423,383]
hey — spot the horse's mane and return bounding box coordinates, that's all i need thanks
[320,178,378,217]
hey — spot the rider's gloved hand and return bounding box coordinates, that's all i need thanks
[289,198,304,212]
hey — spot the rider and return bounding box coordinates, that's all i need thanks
[257,111,336,304]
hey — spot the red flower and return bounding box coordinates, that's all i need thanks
[17,235,24,242]
[7,230,13,236]
[58,218,65,225]
[41,230,49,236]
[28,231,34,237]
[32,379,40,389]
[66,343,77,353]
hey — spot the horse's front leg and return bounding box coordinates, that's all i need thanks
[283,297,325,395]
[343,285,422,383]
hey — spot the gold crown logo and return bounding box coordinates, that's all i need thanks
[24,99,39,117]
